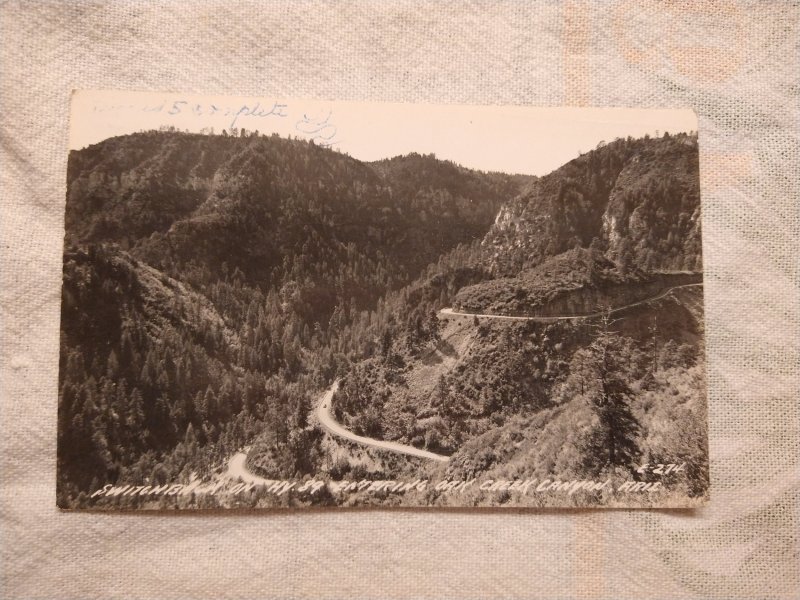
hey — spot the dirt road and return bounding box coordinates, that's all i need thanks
[441,282,702,322]
[315,380,450,462]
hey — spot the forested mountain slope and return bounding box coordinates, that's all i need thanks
[485,132,701,276]
[59,129,707,508]
[58,131,530,506]
[331,132,708,505]
[67,132,527,321]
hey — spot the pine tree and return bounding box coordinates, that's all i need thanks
[582,313,641,474]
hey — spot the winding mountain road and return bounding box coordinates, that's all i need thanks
[440,282,703,322]
[225,450,271,485]
[238,280,702,466]
[315,380,450,462]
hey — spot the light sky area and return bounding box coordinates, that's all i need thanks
[70,90,697,176]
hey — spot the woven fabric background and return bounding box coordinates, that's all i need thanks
[1,1,798,598]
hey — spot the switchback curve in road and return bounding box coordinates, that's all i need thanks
[225,450,272,485]
[243,282,702,467]
[315,380,450,462]
[440,282,703,322]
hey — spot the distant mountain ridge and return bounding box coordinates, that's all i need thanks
[66,132,528,312]
[329,131,708,505]
[58,131,532,505]
[58,128,707,508]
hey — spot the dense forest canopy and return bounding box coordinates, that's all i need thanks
[329,131,708,505]
[58,129,707,508]
[58,130,530,506]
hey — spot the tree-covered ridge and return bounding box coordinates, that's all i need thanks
[329,132,708,503]
[58,128,708,508]
[58,244,337,503]
[67,132,526,325]
[66,131,243,246]
[486,132,701,276]
[332,286,708,503]
[58,131,531,506]
[452,247,702,316]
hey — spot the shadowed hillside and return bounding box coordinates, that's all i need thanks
[485,132,701,276]
[57,131,530,507]
[58,128,707,509]
[331,132,708,506]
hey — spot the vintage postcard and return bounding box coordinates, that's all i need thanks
[58,91,708,509]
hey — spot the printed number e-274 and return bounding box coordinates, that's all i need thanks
[636,462,686,475]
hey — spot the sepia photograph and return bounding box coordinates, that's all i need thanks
[58,91,708,509]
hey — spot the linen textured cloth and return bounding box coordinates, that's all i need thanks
[1,1,798,598]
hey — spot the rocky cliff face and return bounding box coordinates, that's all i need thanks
[483,133,701,276]
[601,139,702,272]
[454,245,701,316]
